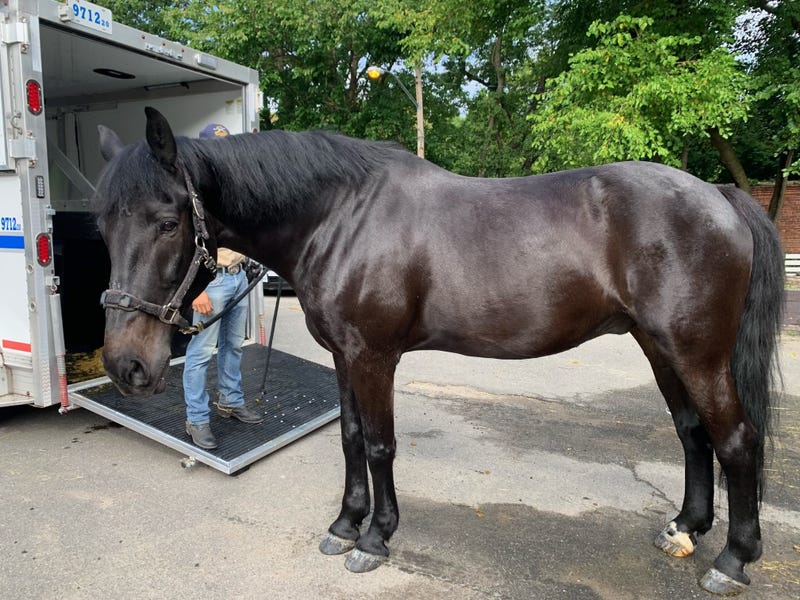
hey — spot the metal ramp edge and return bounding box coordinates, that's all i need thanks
[68,391,339,474]
[66,347,341,474]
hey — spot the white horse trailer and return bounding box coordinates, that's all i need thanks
[0,0,339,472]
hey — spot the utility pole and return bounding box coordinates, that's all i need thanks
[415,61,424,159]
[366,64,425,159]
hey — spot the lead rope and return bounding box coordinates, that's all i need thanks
[256,278,283,404]
[179,264,266,335]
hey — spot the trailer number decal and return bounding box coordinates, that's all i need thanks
[66,1,112,34]
[0,214,23,248]
[1,216,21,231]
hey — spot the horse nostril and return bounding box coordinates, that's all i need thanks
[124,358,150,387]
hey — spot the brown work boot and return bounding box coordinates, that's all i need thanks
[185,421,218,449]
[215,402,264,424]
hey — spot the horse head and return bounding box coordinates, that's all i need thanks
[95,107,216,396]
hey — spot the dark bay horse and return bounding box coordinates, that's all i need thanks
[95,108,783,596]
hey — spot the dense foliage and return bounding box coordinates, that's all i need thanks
[96,0,797,214]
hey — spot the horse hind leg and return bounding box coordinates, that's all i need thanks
[319,353,371,556]
[641,327,761,596]
[633,330,714,559]
[679,366,762,596]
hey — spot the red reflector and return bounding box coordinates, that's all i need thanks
[26,80,43,115]
[36,233,51,266]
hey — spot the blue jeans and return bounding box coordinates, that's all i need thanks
[182,269,248,424]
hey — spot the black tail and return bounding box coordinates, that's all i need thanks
[717,184,784,500]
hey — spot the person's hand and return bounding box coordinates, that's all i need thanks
[192,291,213,315]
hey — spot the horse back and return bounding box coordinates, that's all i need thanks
[300,160,753,361]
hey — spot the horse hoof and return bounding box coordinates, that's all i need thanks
[319,533,357,555]
[344,548,386,573]
[699,568,749,596]
[654,521,697,558]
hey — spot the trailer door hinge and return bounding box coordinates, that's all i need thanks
[9,138,36,159]
[2,21,29,46]
[57,4,71,22]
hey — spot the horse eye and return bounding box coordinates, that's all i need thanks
[159,220,178,233]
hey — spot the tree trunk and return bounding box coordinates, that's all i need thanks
[680,138,689,171]
[708,127,750,192]
[767,149,794,222]
[346,46,360,109]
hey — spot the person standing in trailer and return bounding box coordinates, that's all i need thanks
[183,123,263,449]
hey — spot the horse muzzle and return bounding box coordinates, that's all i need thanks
[101,345,170,396]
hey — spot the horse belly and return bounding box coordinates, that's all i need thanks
[415,276,631,360]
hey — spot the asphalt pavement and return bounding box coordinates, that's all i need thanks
[0,294,798,600]
[785,288,800,329]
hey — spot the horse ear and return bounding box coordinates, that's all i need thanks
[144,106,177,171]
[98,125,125,161]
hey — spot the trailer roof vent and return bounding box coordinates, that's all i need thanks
[36,233,52,266]
[26,80,43,115]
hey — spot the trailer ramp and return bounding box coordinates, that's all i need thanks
[68,347,340,474]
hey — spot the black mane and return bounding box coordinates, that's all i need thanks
[96,129,405,230]
[182,130,404,229]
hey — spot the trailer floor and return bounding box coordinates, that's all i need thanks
[68,346,340,474]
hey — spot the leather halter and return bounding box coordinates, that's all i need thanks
[100,167,218,334]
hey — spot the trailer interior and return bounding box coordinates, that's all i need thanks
[43,21,249,356]
[41,21,339,473]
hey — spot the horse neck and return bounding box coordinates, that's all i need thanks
[190,146,338,283]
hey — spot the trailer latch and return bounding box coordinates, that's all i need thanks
[1,22,29,46]
[9,138,35,160]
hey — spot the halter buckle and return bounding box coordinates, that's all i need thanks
[159,304,183,326]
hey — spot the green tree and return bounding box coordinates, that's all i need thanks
[98,0,463,155]
[158,0,400,133]
[94,0,177,37]
[735,1,800,218]
[544,0,749,74]
[96,0,795,202]
[528,16,751,179]
[373,0,548,176]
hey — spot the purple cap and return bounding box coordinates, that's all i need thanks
[199,123,231,138]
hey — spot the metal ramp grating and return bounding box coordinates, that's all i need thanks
[69,347,340,474]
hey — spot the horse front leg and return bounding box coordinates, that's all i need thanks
[341,356,399,573]
[319,353,370,556]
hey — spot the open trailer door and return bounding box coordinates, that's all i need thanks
[0,0,341,473]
